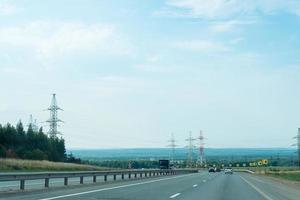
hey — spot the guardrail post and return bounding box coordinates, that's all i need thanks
[134,173,137,178]
[80,176,84,184]
[20,180,25,190]
[113,174,116,180]
[104,175,107,182]
[128,173,131,179]
[121,174,124,180]
[64,177,68,186]
[45,178,49,188]
[93,175,97,183]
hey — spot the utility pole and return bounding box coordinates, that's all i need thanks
[46,94,63,138]
[293,128,300,168]
[167,133,177,164]
[185,131,196,168]
[197,130,206,166]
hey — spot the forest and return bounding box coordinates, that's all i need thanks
[0,121,74,162]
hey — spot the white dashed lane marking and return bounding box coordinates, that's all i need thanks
[170,193,181,198]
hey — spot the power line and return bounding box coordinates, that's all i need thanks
[46,94,63,138]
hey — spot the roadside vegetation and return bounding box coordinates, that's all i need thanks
[0,121,90,172]
[0,121,80,163]
[266,170,300,182]
[253,167,300,182]
[0,158,109,172]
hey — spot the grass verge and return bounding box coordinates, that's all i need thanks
[0,158,109,172]
[265,170,300,182]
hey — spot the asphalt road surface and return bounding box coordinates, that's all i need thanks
[0,171,299,200]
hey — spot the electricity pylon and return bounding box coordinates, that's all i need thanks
[46,94,63,138]
[197,130,206,166]
[293,128,300,168]
[167,133,177,164]
[185,131,196,168]
[28,114,38,132]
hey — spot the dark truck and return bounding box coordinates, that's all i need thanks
[159,159,170,169]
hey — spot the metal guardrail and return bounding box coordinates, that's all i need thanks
[0,169,198,190]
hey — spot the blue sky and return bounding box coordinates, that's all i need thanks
[0,0,300,149]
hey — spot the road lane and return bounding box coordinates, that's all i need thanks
[240,173,300,200]
[1,171,299,200]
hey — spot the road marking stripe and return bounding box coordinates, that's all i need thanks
[38,173,196,200]
[193,184,198,187]
[169,193,181,198]
[240,176,274,200]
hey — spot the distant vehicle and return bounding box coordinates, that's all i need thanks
[208,167,215,172]
[215,168,221,172]
[159,160,170,169]
[224,168,233,174]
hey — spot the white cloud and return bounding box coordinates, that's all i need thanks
[172,40,230,52]
[0,0,19,16]
[165,0,300,19]
[0,21,133,59]
[209,20,256,32]
[146,54,160,63]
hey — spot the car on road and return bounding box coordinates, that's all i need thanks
[215,168,221,172]
[224,168,233,174]
[208,167,215,172]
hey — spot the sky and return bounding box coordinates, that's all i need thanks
[0,0,300,149]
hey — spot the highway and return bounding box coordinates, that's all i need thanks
[0,171,299,200]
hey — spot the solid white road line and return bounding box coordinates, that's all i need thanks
[193,184,198,187]
[169,193,181,198]
[38,173,196,200]
[240,175,274,200]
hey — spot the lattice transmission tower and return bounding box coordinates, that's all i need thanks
[293,128,300,168]
[46,94,63,138]
[167,133,178,164]
[185,131,196,168]
[197,130,206,166]
[28,114,38,132]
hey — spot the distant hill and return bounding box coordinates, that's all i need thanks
[68,148,296,160]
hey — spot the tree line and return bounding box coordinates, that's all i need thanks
[83,159,160,169]
[0,121,78,163]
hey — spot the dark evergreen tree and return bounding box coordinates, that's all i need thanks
[0,121,69,162]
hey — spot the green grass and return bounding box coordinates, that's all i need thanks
[265,170,300,182]
[0,158,110,172]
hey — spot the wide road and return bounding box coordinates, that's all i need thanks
[0,171,299,200]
